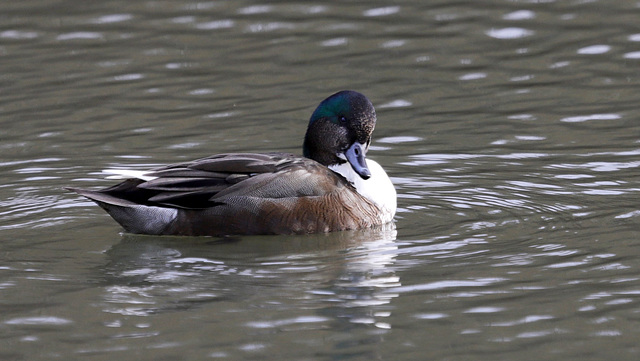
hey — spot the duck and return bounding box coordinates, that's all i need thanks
[67,90,396,236]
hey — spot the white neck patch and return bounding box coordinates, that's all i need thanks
[329,159,397,223]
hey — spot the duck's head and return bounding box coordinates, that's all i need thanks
[303,90,376,180]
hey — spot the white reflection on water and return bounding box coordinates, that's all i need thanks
[377,99,412,108]
[321,37,348,46]
[4,316,73,325]
[238,5,272,15]
[91,14,134,24]
[57,32,104,41]
[363,6,400,17]
[560,113,620,122]
[577,45,611,55]
[389,278,505,294]
[485,27,534,39]
[100,226,400,331]
[503,10,535,20]
[195,20,235,30]
[1,30,39,39]
[460,72,487,81]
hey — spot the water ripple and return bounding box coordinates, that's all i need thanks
[363,6,400,17]
[486,27,534,39]
[195,19,234,30]
[1,30,39,39]
[2,0,640,359]
[560,113,621,122]
[5,316,72,326]
[91,14,134,24]
[57,32,104,41]
[391,278,506,294]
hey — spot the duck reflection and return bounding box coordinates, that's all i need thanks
[100,224,399,330]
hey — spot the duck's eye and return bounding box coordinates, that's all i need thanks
[339,116,347,124]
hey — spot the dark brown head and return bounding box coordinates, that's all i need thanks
[302,90,376,179]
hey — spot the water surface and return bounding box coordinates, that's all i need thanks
[2,0,640,360]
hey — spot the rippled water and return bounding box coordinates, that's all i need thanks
[2,0,640,360]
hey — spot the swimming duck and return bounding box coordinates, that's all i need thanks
[67,90,396,236]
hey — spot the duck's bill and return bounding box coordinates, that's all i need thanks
[345,142,371,180]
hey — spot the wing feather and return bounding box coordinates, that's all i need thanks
[93,153,338,210]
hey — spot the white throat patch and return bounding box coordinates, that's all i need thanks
[329,159,397,223]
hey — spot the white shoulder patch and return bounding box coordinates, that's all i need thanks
[103,169,157,181]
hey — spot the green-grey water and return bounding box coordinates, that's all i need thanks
[2,1,640,360]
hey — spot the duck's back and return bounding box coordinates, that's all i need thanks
[69,153,383,236]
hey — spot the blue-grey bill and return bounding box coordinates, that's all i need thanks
[345,142,371,179]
